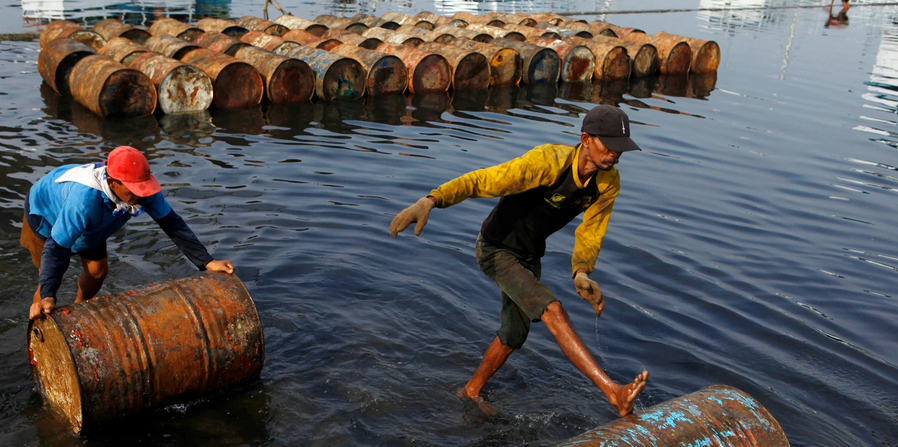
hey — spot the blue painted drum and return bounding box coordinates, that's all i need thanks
[557,385,790,447]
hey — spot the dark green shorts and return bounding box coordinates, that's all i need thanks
[475,235,558,349]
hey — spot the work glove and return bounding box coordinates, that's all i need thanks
[390,197,435,237]
[574,272,604,318]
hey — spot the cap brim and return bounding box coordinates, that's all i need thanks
[599,135,641,153]
[122,175,161,197]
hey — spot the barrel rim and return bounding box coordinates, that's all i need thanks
[27,315,85,433]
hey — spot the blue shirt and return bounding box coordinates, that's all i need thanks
[28,164,172,253]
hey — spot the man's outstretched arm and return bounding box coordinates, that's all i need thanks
[153,209,234,274]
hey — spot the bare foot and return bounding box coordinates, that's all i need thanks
[609,371,649,416]
[455,388,497,416]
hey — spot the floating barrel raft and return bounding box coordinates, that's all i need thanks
[557,385,789,447]
[27,273,264,434]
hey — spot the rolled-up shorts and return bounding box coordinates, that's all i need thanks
[475,234,558,349]
[20,213,106,270]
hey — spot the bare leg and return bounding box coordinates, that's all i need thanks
[457,336,512,415]
[541,301,648,416]
[75,257,107,303]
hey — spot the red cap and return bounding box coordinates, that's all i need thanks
[106,146,161,197]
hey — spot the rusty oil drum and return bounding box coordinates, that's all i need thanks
[448,38,522,87]
[282,28,323,47]
[419,42,490,91]
[565,36,631,81]
[557,386,790,447]
[242,32,302,56]
[588,21,619,38]
[180,48,264,109]
[236,16,289,37]
[314,15,369,35]
[432,25,493,44]
[329,44,408,96]
[196,18,249,39]
[466,24,526,42]
[27,273,264,434]
[230,45,315,104]
[322,29,383,50]
[273,15,329,37]
[491,38,560,85]
[38,38,96,95]
[363,28,424,47]
[374,42,451,94]
[526,36,595,83]
[92,19,151,44]
[145,35,201,60]
[126,52,214,114]
[451,12,504,27]
[98,37,149,67]
[40,21,107,51]
[625,32,692,75]
[68,55,157,117]
[274,45,366,101]
[149,18,205,43]
[195,31,250,56]
[655,31,720,73]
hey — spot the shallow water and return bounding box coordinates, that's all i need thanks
[1,0,897,446]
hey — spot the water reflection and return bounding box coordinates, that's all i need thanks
[22,0,231,26]
[859,11,898,149]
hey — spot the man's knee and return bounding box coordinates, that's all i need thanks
[541,300,567,323]
[498,330,527,350]
[83,259,108,281]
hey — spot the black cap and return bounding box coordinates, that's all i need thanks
[581,105,641,153]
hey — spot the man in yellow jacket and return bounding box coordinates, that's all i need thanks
[390,105,648,416]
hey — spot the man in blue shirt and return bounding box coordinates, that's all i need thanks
[22,146,235,320]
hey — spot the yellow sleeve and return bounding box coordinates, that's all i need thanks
[429,144,574,208]
[571,169,620,276]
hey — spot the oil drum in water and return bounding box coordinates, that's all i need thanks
[557,385,790,447]
[27,273,265,434]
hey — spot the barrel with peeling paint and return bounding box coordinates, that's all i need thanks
[526,37,595,83]
[40,21,107,51]
[38,38,96,95]
[394,25,437,41]
[624,32,691,75]
[451,12,504,27]
[606,23,645,40]
[274,45,366,101]
[487,12,536,27]
[556,386,790,447]
[126,52,214,114]
[314,15,369,35]
[230,45,315,104]
[237,16,289,37]
[329,44,408,96]
[242,31,300,54]
[419,42,490,91]
[69,55,156,116]
[588,21,619,38]
[506,23,560,40]
[149,18,204,42]
[382,12,434,31]
[374,42,451,94]
[564,36,631,81]
[467,24,526,42]
[27,273,264,435]
[273,15,329,37]
[98,37,149,67]
[655,31,720,72]
[196,18,249,39]
[322,29,383,50]
[196,31,250,56]
[363,28,424,48]
[92,19,151,44]
[527,13,565,27]
[491,38,559,85]
[351,13,387,29]
[448,38,522,87]
[537,24,594,39]
[431,25,492,44]
[180,48,264,109]
[145,35,201,60]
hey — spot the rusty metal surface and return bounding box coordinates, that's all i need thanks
[526,13,565,27]
[149,18,204,42]
[607,24,645,40]
[485,12,535,27]
[491,38,559,85]
[27,273,264,434]
[98,36,149,66]
[504,23,557,40]
[374,42,450,94]
[625,32,692,75]
[276,45,366,101]
[655,31,719,73]
[127,52,213,114]
[322,30,383,50]
[92,19,151,44]
[196,31,250,56]
[588,21,619,38]
[69,54,156,117]
[196,18,249,39]
[38,37,96,94]
[362,28,424,47]
[237,16,289,37]
[181,48,263,109]
[40,21,104,50]
[282,28,322,47]
[526,37,594,83]
[448,38,521,87]
[565,36,630,80]
[351,13,387,28]
[509,13,538,27]
[242,31,295,54]
[273,15,329,37]
[432,16,468,28]
[329,44,408,96]
[432,25,492,44]
[451,12,504,27]
[538,25,592,39]
[314,16,369,35]
[145,35,201,60]
[419,42,489,91]
[557,386,790,447]
[466,24,525,42]
[394,25,437,40]
[231,45,314,104]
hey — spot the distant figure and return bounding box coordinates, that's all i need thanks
[826,0,850,28]
[23,146,235,320]
[390,105,648,416]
